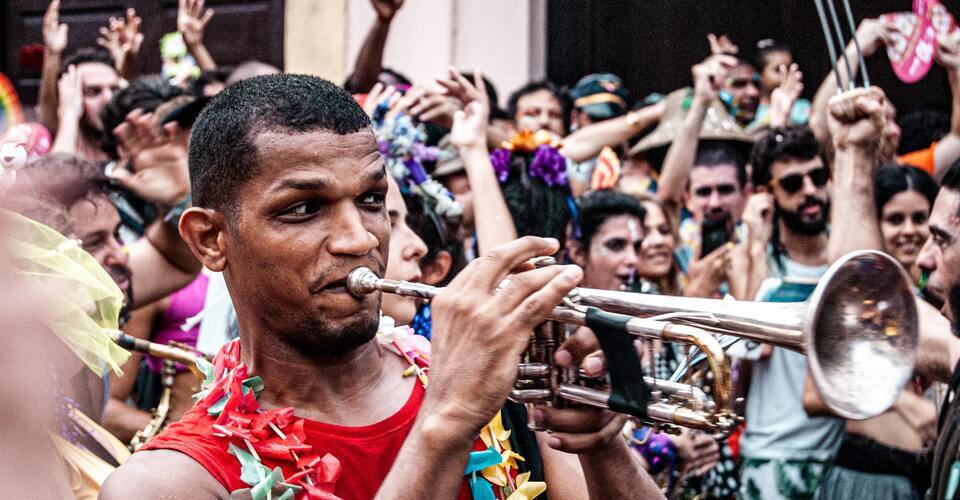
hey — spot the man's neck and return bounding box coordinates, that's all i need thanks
[778,220,828,267]
[240,327,414,427]
[77,126,108,162]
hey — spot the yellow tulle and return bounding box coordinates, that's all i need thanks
[1,209,129,376]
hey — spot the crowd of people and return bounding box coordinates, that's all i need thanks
[4,0,960,499]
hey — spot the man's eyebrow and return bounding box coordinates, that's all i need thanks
[930,224,953,241]
[271,178,328,193]
[365,168,387,182]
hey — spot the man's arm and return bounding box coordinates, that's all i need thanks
[561,102,664,163]
[37,0,67,135]
[348,0,403,93]
[50,64,82,155]
[100,449,228,499]
[178,0,217,71]
[657,55,734,223]
[809,19,893,149]
[101,301,162,440]
[825,87,887,262]
[934,32,960,180]
[96,9,143,81]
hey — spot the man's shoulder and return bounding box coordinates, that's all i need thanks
[100,449,227,499]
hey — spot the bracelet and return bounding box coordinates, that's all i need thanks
[163,194,192,224]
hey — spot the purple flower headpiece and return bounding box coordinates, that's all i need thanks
[489,144,568,187]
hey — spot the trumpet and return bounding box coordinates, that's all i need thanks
[347,250,918,433]
[109,331,206,450]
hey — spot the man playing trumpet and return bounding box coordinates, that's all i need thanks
[101,74,661,499]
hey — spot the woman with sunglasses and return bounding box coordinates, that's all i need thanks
[815,165,940,500]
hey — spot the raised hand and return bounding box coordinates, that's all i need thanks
[177,0,214,47]
[441,68,490,149]
[42,0,68,54]
[741,192,775,245]
[769,63,803,128]
[98,8,143,77]
[110,109,190,209]
[936,30,960,72]
[370,0,404,21]
[855,18,897,58]
[684,243,731,298]
[57,64,83,122]
[361,82,400,118]
[707,33,739,56]
[827,86,887,154]
[692,54,737,105]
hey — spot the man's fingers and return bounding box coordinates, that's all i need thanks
[555,326,599,368]
[500,264,580,325]
[464,236,561,292]
[545,413,627,454]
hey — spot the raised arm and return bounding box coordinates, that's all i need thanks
[347,0,404,93]
[825,86,887,262]
[933,31,960,180]
[440,68,518,254]
[50,65,82,155]
[37,0,68,134]
[657,55,735,221]
[560,101,664,163]
[809,19,894,149]
[177,0,216,71]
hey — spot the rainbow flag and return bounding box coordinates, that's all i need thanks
[0,73,24,133]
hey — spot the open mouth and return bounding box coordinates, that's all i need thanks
[316,277,349,294]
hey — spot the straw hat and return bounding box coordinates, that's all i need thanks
[628,87,753,169]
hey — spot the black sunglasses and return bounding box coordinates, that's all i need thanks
[775,167,829,194]
[693,183,738,198]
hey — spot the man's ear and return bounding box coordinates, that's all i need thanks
[179,207,228,272]
[421,250,453,286]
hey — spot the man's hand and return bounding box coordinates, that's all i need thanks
[673,430,721,476]
[741,192,775,246]
[371,0,404,21]
[707,33,739,56]
[57,64,83,122]
[110,109,190,209]
[769,63,803,128]
[692,55,737,105]
[827,86,887,155]
[43,0,68,54]
[177,0,214,48]
[97,8,143,78]
[855,18,896,58]
[427,237,582,435]
[443,68,490,150]
[685,244,730,298]
[936,31,960,73]
[894,391,938,447]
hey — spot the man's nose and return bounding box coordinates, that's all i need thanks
[327,209,379,256]
[103,236,129,268]
[917,236,938,273]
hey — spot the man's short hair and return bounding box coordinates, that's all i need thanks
[692,141,749,189]
[749,126,828,187]
[576,189,646,247]
[100,75,187,158]
[506,81,568,120]
[60,48,116,76]
[188,74,371,217]
[15,153,112,208]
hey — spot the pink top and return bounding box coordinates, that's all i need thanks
[145,274,209,373]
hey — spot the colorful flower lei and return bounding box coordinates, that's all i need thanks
[192,317,544,499]
[489,130,569,187]
[372,109,463,223]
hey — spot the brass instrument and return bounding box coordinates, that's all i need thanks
[109,331,205,450]
[347,250,918,433]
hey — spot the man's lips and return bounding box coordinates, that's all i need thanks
[314,278,349,294]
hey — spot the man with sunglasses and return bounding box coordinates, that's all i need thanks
[736,125,840,500]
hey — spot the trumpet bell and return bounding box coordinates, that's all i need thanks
[805,250,918,420]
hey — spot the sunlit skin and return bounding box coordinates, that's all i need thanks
[769,157,830,229]
[68,193,132,296]
[219,129,391,355]
[881,100,902,162]
[881,190,931,275]
[759,50,792,100]
[570,214,644,291]
[918,190,960,320]
[380,176,428,325]
[638,201,676,281]
[685,164,746,224]
[722,64,760,124]
[76,62,119,131]
[515,89,565,137]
